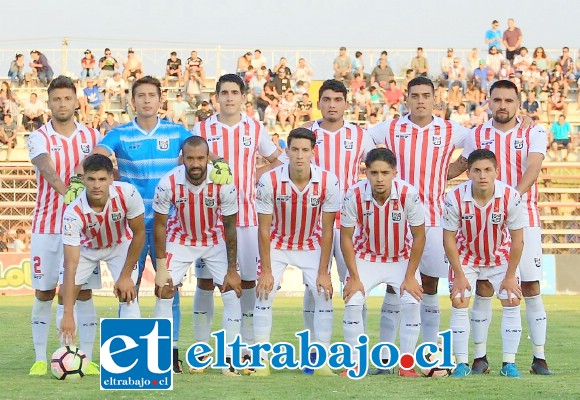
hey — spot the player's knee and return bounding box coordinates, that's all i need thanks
[36,289,56,302]
[77,289,92,301]
[197,278,214,291]
[241,280,256,289]
[521,280,540,297]
[420,274,439,294]
[500,298,520,307]
[451,296,470,309]
[475,280,494,297]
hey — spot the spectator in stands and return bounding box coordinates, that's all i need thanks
[375,50,389,67]
[550,114,575,161]
[104,72,127,111]
[522,61,542,95]
[433,92,448,119]
[252,49,267,70]
[450,103,472,128]
[295,93,313,124]
[0,113,19,161]
[88,113,101,130]
[81,78,103,122]
[257,82,278,121]
[271,133,286,151]
[401,69,416,94]
[522,91,541,118]
[0,81,20,118]
[558,47,576,82]
[484,19,502,50]
[353,85,371,120]
[368,86,383,118]
[575,49,580,80]
[209,92,219,113]
[447,82,463,111]
[333,46,353,85]
[513,47,532,76]
[440,48,455,81]
[293,58,313,83]
[272,67,292,95]
[249,68,267,100]
[164,51,183,87]
[365,113,379,129]
[172,93,189,129]
[370,58,394,89]
[473,59,489,89]
[12,228,28,253]
[273,57,292,76]
[411,47,429,77]
[99,48,119,81]
[8,53,25,86]
[22,93,45,131]
[464,83,480,112]
[80,49,96,82]
[547,81,567,119]
[122,48,143,81]
[383,80,404,111]
[352,51,369,82]
[448,57,467,93]
[158,90,172,121]
[29,50,53,86]
[185,50,205,83]
[183,68,203,108]
[244,101,260,121]
[100,112,120,136]
[486,45,504,76]
[533,47,550,71]
[502,18,523,62]
[551,62,570,97]
[294,80,308,95]
[194,100,213,123]
[466,48,480,82]
[470,105,489,126]
[350,73,366,95]
[236,52,252,79]
[499,59,515,80]
[539,69,551,98]
[0,229,8,252]
[264,97,279,132]
[278,91,296,131]
[244,65,256,87]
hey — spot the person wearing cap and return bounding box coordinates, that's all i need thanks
[8,54,25,86]
[236,52,252,79]
[411,47,429,77]
[80,49,96,82]
[29,50,54,86]
[333,46,353,85]
[99,48,119,81]
[484,20,502,50]
[440,48,455,81]
[473,59,489,89]
[164,51,183,88]
[194,100,213,123]
[122,48,143,81]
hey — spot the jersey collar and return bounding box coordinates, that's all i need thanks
[79,184,119,214]
[280,163,322,183]
[464,180,503,202]
[175,164,214,186]
[132,116,161,136]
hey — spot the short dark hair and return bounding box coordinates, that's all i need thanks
[365,148,397,169]
[467,149,497,170]
[216,73,245,93]
[182,135,209,154]
[287,127,316,148]
[355,51,362,58]
[381,50,388,56]
[489,79,519,98]
[318,79,347,100]
[132,76,161,99]
[47,75,76,96]
[407,76,435,94]
[16,228,25,235]
[83,154,114,174]
[492,19,499,24]
[417,47,423,51]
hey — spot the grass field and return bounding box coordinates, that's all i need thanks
[0,295,579,400]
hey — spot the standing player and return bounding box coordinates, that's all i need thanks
[60,154,145,345]
[192,74,283,358]
[444,149,525,377]
[26,76,101,376]
[367,77,468,362]
[341,148,425,377]
[152,136,242,376]
[253,128,339,376]
[449,80,550,375]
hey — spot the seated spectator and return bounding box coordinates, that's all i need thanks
[440,48,455,81]
[376,50,390,67]
[369,86,384,117]
[104,72,127,111]
[0,229,8,252]
[249,69,267,99]
[473,59,489,89]
[244,102,260,121]
[0,82,20,117]
[8,54,25,86]
[464,84,480,112]
[12,228,29,253]
[547,81,567,118]
[533,47,551,71]
[350,73,366,94]
[450,103,471,128]
[351,51,369,82]
[252,49,268,70]
[278,91,296,131]
[383,80,404,109]
[158,90,172,121]
[411,47,429,77]
[333,46,353,85]
[236,52,252,79]
[0,113,20,161]
[184,69,203,108]
[100,112,120,136]
[99,48,119,81]
[272,68,292,95]
[295,93,313,124]
[294,80,309,96]
[195,101,214,123]
[550,62,570,97]
[122,48,143,81]
[486,46,504,77]
[470,106,489,126]
[508,73,522,92]
[29,50,54,86]
[257,83,278,121]
[447,82,463,111]
[539,69,551,101]
[513,47,532,75]
[88,114,101,130]
[264,98,279,132]
[164,51,183,87]
[558,47,576,82]
[209,92,219,114]
[433,92,448,119]
[466,48,480,81]
[271,133,286,151]
[353,86,372,120]
[521,62,542,96]
[81,78,103,122]
[185,50,205,83]
[522,91,541,118]
[22,93,46,131]
[293,58,313,83]
[244,65,256,86]
[498,59,514,80]
[370,58,395,89]
[273,57,292,76]
[172,93,189,129]
[401,69,416,94]
[550,114,575,161]
[483,69,498,93]
[80,49,97,81]
[365,113,379,129]
[448,57,467,92]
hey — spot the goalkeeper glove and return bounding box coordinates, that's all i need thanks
[64,175,85,205]
[210,158,233,185]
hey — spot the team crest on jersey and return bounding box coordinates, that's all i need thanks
[534,257,541,268]
[309,197,320,207]
[157,139,169,151]
[63,223,73,236]
[243,136,252,147]
[276,195,291,202]
[513,138,524,150]
[490,212,503,224]
[204,197,216,207]
[343,139,354,150]
[111,212,122,222]
[462,214,474,220]
[391,210,402,222]
[432,135,442,146]
[80,143,91,154]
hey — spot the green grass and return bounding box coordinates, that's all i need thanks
[0,295,579,400]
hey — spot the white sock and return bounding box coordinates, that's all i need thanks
[76,299,97,362]
[312,288,333,347]
[399,303,421,355]
[119,301,141,318]
[379,292,400,360]
[253,288,276,360]
[240,287,255,345]
[501,305,522,363]
[471,295,492,359]
[343,304,364,365]
[303,286,315,334]
[420,294,440,343]
[221,290,241,357]
[193,288,214,343]
[32,298,52,362]
[362,303,368,332]
[450,306,470,364]
[525,295,547,359]
[154,298,173,319]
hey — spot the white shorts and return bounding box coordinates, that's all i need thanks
[236,226,259,281]
[31,233,100,291]
[267,248,322,291]
[419,226,448,279]
[518,227,543,282]
[449,264,520,300]
[168,241,228,286]
[345,259,420,306]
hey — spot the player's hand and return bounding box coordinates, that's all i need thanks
[222,269,242,298]
[256,271,274,301]
[114,276,137,303]
[400,276,423,302]
[316,272,333,300]
[519,115,536,129]
[450,274,471,300]
[156,278,175,299]
[300,120,316,129]
[500,276,521,304]
[210,158,233,185]
[342,278,364,303]
[64,175,85,205]
[60,314,76,346]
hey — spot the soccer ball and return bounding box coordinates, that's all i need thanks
[50,346,88,380]
[419,347,454,377]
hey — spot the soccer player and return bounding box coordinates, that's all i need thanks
[253,128,339,376]
[152,136,242,376]
[448,79,551,375]
[367,77,468,365]
[341,148,425,377]
[443,149,525,378]
[26,76,101,376]
[192,74,283,359]
[60,154,145,346]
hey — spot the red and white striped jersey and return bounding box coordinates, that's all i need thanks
[368,115,468,227]
[152,165,238,247]
[442,180,526,267]
[192,114,277,227]
[27,122,101,234]
[310,120,375,227]
[341,178,425,263]
[461,119,547,227]
[256,164,340,250]
[62,182,145,249]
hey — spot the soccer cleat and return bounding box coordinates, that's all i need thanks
[303,351,317,375]
[339,367,358,377]
[240,354,255,376]
[29,361,48,376]
[398,368,421,378]
[451,363,472,377]
[173,349,183,374]
[530,357,552,375]
[221,367,241,377]
[471,356,490,374]
[313,364,336,377]
[368,367,395,375]
[86,361,100,375]
[500,363,521,378]
[188,355,210,374]
[251,362,271,377]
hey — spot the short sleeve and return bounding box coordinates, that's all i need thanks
[367,121,389,146]
[405,188,426,227]
[322,173,340,213]
[257,123,278,158]
[27,131,49,160]
[123,184,145,219]
[360,130,376,158]
[62,208,83,246]
[528,126,547,156]
[219,184,239,217]
[152,175,172,215]
[506,190,526,231]
[255,174,274,215]
[451,122,470,149]
[441,191,461,232]
[340,189,358,228]
[96,129,118,155]
[460,127,477,159]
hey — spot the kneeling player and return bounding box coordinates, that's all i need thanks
[254,128,339,376]
[152,136,242,376]
[60,154,145,352]
[341,148,425,377]
[443,149,525,378]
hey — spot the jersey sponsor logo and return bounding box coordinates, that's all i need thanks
[490,212,503,224]
[157,139,169,151]
[432,135,442,146]
[129,143,141,150]
[513,138,524,150]
[343,139,354,150]
[204,197,216,207]
[462,214,474,220]
[395,133,410,139]
[309,197,320,207]
[51,146,63,152]
[243,136,252,147]
[63,215,77,223]
[80,143,91,154]
[391,210,402,222]
[175,197,187,204]
[87,222,99,229]
[534,257,541,268]
[276,195,291,202]
[481,140,494,147]
[207,136,221,143]
[111,212,122,222]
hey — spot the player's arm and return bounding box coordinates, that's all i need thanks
[340,225,364,303]
[31,154,67,195]
[515,152,543,196]
[447,155,468,180]
[256,212,273,300]
[402,223,426,301]
[61,244,81,345]
[115,214,145,303]
[316,211,336,300]
[501,227,524,304]
[222,212,241,297]
[443,229,469,305]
